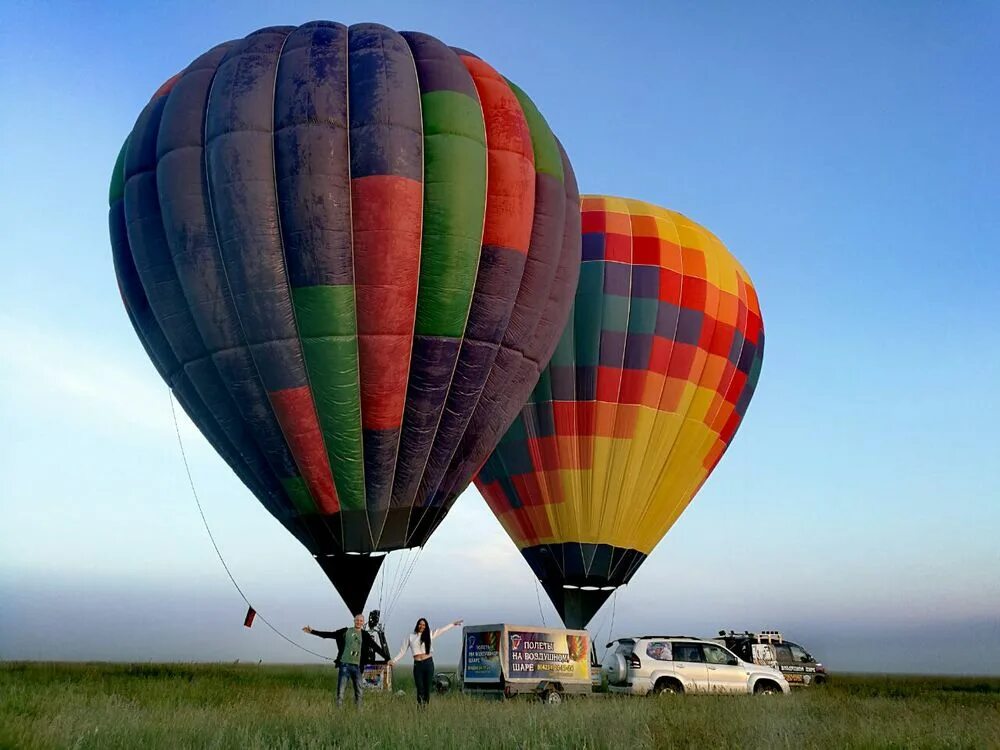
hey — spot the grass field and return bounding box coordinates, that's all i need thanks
[2,662,998,749]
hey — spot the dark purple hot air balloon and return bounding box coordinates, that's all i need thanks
[109,22,580,614]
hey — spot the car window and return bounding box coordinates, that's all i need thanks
[789,645,811,662]
[671,643,704,663]
[645,641,672,661]
[774,644,794,662]
[726,640,752,661]
[703,644,738,666]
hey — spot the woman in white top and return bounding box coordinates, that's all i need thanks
[390,617,462,705]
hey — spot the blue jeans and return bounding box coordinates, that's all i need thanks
[336,663,363,707]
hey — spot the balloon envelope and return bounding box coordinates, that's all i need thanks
[475,195,764,628]
[109,22,580,614]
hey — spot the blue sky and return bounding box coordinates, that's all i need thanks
[1,1,998,674]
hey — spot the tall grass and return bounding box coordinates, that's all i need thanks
[2,662,998,749]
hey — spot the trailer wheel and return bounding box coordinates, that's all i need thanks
[541,689,563,705]
[433,673,452,694]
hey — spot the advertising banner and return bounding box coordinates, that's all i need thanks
[463,629,502,682]
[362,663,392,691]
[506,629,590,681]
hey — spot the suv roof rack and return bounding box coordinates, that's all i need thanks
[639,635,703,640]
[717,629,784,643]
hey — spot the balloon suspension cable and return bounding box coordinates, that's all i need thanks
[534,579,547,628]
[385,546,423,622]
[377,551,387,611]
[394,548,423,610]
[377,550,399,616]
[169,391,333,662]
[588,589,617,660]
[591,607,608,656]
[385,549,407,614]
[389,547,424,624]
[607,589,618,647]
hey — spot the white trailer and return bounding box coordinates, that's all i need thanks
[460,623,593,703]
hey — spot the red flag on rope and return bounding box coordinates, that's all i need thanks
[243,606,256,628]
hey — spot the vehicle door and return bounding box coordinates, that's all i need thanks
[774,643,804,685]
[642,639,674,687]
[703,644,748,693]
[788,643,818,684]
[669,642,709,693]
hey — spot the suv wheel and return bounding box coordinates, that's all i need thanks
[754,681,780,695]
[653,679,683,696]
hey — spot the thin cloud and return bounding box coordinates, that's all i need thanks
[0,313,202,444]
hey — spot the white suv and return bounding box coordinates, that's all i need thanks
[602,636,790,696]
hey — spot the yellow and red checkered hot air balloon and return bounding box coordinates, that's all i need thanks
[475,196,764,628]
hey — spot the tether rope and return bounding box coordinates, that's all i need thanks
[169,391,333,662]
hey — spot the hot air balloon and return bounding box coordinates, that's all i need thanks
[109,22,580,615]
[475,195,764,628]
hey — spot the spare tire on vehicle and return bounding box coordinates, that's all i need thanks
[605,652,627,685]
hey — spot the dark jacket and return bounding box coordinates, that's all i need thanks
[312,627,389,668]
